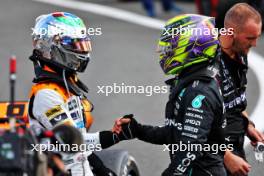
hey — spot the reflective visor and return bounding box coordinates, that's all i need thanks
[60,36,92,54]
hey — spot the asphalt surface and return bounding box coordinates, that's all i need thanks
[0,0,263,175]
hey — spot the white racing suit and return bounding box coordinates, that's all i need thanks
[29,85,101,176]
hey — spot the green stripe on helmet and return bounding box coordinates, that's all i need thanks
[56,16,85,27]
[203,44,218,57]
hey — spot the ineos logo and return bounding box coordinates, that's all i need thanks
[176,152,196,174]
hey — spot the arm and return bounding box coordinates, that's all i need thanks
[98,120,172,148]
[224,149,251,176]
[241,111,249,118]
[32,89,76,130]
[114,115,174,145]
[242,111,264,144]
[223,112,255,175]
[112,114,173,145]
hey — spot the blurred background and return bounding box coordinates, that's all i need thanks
[0,0,263,175]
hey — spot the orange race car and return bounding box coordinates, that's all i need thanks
[0,101,29,129]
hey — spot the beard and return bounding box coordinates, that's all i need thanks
[232,39,251,56]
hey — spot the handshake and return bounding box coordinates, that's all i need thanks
[111,114,140,141]
[99,114,144,149]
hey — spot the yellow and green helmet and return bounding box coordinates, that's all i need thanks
[158,14,219,75]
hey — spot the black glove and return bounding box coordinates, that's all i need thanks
[118,114,140,140]
[99,114,140,149]
[88,153,117,176]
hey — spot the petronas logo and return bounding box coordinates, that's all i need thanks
[191,95,205,109]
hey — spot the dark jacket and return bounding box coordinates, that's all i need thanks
[136,63,227,176]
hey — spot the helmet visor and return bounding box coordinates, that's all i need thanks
[60,36,92,54]
[51,44,90,72]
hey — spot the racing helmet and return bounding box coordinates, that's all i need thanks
[32,12,92,72]
[157,14,219,75]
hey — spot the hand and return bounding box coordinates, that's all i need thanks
[224,151,251,176]
[100,115,136,148]
[247,123,264,146]
[112,117,131,134]
[114,114,139,140]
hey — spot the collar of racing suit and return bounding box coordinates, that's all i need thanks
[165,61,220,99]
[34,65,88,96]
[29,49,89,97]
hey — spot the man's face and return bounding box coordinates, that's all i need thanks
[232,19,262,55]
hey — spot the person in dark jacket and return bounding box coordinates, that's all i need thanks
[217,3,264,176]
[113,14,228,176]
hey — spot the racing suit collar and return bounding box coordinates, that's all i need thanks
[29,50,89,96]
[165,62,218,88]
[165,62,219,101]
